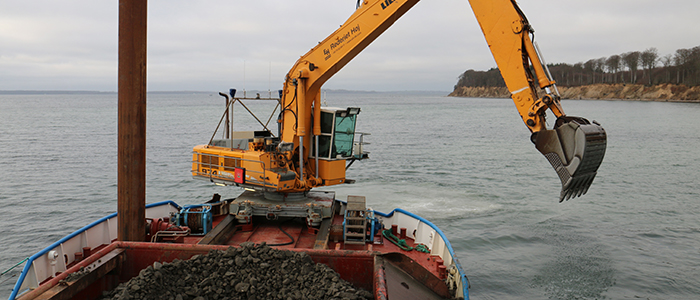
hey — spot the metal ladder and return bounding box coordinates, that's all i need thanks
[344,196,367,245]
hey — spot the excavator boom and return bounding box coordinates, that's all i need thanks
[192,0,606,201]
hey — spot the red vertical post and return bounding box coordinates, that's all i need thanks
[118,0,147,242]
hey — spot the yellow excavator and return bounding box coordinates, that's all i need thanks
[192,0,606,203]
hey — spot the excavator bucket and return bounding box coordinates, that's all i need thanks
[533,116,607,202]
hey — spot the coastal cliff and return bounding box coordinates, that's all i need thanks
[449,83,700,102]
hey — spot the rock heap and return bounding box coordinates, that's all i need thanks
[101,242,372,300]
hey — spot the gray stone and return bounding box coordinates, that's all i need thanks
[100,244,371,300]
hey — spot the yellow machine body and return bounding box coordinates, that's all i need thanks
[192,0,606,201]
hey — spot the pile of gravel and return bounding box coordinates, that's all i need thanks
[101,242,373,300]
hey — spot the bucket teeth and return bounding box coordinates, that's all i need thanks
[560,172,595,202]
[535,116,607,202]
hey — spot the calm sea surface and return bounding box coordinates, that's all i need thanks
[1,91,699,299]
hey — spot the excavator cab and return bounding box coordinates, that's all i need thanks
[533,116,607,202]
[314,107,362,160]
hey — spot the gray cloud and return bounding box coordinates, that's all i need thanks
[1,0,698,91]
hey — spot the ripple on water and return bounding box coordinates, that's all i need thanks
[530,219,615,300]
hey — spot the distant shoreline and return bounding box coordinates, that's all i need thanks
[0,90,216,95]
[0,90,116,95]
[449,83,700,103]
[0,89,449,96]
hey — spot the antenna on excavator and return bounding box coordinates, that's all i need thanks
[243,60,246,98]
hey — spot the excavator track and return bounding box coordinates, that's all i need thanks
[534,117,607,202]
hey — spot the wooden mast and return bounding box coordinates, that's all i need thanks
[117,0,147,242]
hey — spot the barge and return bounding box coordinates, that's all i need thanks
[9,194,469,299]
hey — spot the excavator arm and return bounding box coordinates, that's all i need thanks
[469,0,607,201]
[193,0,606,201]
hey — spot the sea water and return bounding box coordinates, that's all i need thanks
[1,91,698,299]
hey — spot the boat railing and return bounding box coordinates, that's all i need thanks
[374,208,470,300]
[9,201,180,300]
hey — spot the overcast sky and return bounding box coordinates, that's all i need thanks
[1,0,698,92]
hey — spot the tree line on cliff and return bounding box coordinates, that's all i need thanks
[455,45,700,89]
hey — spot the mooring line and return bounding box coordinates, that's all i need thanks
[1,257,29,276]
